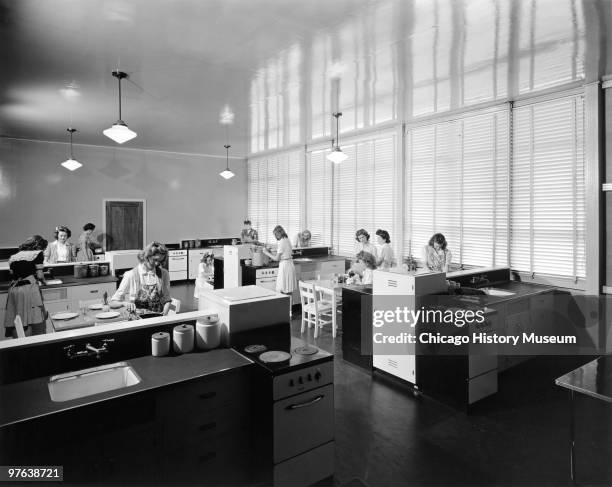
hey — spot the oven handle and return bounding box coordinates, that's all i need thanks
[286,394,324,410]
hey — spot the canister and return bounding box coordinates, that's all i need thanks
[173,324,194,353]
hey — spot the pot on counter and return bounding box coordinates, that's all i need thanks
[74,264,88,278]
[251,248,270,267]
[88,263,99,277]
[99,263,109,276]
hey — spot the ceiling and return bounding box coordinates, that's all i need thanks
[1,0,611,158]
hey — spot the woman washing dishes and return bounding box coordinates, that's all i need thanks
[423,233,452,272]
[262,225,296,313]
[111,242,172,315]
[374,229,395,269]
[43,225,77,264]
[76,222,100,261]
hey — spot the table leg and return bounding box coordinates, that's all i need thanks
[569,389,577,485]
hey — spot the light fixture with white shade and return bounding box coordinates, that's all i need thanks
[103,70,137,144]
[220,144,235,180]
[61,128,82,171]
[326,112,347,163]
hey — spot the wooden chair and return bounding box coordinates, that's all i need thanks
[299,281,334,338]
[13,315,26,338]
[168,298,181,315]
[314,285,338,338]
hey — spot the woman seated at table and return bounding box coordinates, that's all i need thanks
[110,242,172,315]
[44,225,77,264]
[4,235,49,337]
[346,251,377,285]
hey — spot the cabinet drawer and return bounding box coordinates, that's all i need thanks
[69,283,116,301]
[42,287,68,302]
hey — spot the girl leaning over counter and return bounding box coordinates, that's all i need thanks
[423,233,452,272]
[43,225,76,264]
[262,225,297,301]
[111,242,172,315]
[76,222,100,261]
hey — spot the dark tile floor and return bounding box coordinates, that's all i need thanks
[173,282,612,487]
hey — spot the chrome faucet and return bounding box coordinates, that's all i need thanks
[64,339,115,359]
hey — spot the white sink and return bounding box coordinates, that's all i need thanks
[483,288,515,297]
[294,258,314,262]
[48,362,141,402]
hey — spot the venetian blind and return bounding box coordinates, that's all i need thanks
[306,150,333,247]
[511,95,585,282]
[331,134,396,256]
[247,150,304,244]
[404,108,509,267]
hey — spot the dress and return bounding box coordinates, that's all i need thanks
[111,264,171,313]
[275,238,296,294]
[76,232,96,261]
[43,241,76,264]
[423,246,452,272]
[354,241,377,257]
[194,262,214,298]
[241,228,259,243]
[377,243,395,269]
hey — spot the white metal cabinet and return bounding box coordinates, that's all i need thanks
[41,287,71,314]
[318,260,345,279]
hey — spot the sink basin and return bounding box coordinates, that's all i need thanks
[294,258,313,262]
[483,288,515,297]
[48,361,141,402]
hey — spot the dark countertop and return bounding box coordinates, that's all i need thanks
[243,254,346,270]
[454,280,557,306]
[0,348,253,428]
[0,274,117,293]
[555,356,612,403]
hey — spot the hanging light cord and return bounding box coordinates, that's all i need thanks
[333,112,342,148]
[224,144,231,170]
[117,72,122,121]
[67,128,76,158]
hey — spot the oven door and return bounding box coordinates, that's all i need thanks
[256,277,277,291]
[273,384,334,463]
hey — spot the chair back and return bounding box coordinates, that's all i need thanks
[298,281,316,307]
[13,315,26,338]
[168,298,181,315]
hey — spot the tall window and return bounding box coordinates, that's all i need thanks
[511,94,585,283]
[404,108,509,267]
[306,150,333,247]
[247,150,304,244]
[332,134,396,256]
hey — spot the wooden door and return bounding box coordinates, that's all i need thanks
[105,200,144,250]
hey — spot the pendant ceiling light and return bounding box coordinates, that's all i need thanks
[220,144,235,180]
[61,128,82,171]
[326,112,348,164]
[103,70,137,144]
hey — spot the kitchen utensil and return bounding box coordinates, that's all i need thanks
[74,264,88,278]
[51,312,79,320]
[95,311,120,319]
[88,303,104,310]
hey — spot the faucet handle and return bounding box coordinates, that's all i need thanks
[102,338,115,344]
[63,344,75,358]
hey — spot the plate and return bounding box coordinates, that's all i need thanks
[51,312,79,320]
[95,311,121,319]
[109,301,124,309]
[88,303,104,310]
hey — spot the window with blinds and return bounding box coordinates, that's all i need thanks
[404,108,509,267]
[511,95,585,282]
[331,134,396,256]
[306,150,333,247]
[247,150,304,244]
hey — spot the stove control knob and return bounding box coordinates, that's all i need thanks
[314,370,322,381]
[307,373,312,381]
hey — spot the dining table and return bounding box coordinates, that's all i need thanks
[50,305,132,332]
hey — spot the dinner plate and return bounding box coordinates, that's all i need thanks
[51,312,79,320]
[95,311,121,319]
[88,303,104,310]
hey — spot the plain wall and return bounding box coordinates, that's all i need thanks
[0,138,247,247]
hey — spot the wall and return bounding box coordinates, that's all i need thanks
[0,138,247,247]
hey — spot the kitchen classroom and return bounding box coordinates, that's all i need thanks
[1,1,612,486]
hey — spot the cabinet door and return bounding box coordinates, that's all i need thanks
[41,287,71,313]
[318,260,345,278]
[69,282,116,308]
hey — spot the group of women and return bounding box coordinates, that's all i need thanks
[42,223,100,264]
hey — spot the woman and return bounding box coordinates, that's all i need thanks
[354,229,376,256]
[262,225,296,298]
[43,225,76,264]
[110,242,172,315]
[293,229,312,248]
[347,251,377,285]
[76,222,99,261]
[240,219,259,244]
[4,235,48,337]
[375,229,395,269]
[194,252,215,298]
[423,233,452,272]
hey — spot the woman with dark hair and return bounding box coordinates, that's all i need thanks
[43,225,76,264]
[110,242,172,315]
[240,219,259,244]
[263,225,296,299]
[4,235,49,337]
[354,229,376,256]
[76,222,100,261]
[423,233,452,272]
[347,251,377,285]
[375,229,395,269]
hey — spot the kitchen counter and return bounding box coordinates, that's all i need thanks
[455,280,556,305]
[243,254,345,270]
[0,348,253,428]
[0,274,117,293]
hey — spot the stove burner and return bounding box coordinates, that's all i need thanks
[293,345,318,356]
[244,344,267,354]
[259,351,292,363]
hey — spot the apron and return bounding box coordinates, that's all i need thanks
[134,272,164,313]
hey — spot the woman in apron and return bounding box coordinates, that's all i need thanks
[263,225,296,310]
[110,242,172,315]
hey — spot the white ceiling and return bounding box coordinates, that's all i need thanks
[1,0,610,158]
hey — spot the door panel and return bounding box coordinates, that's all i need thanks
[105,201,144,251]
